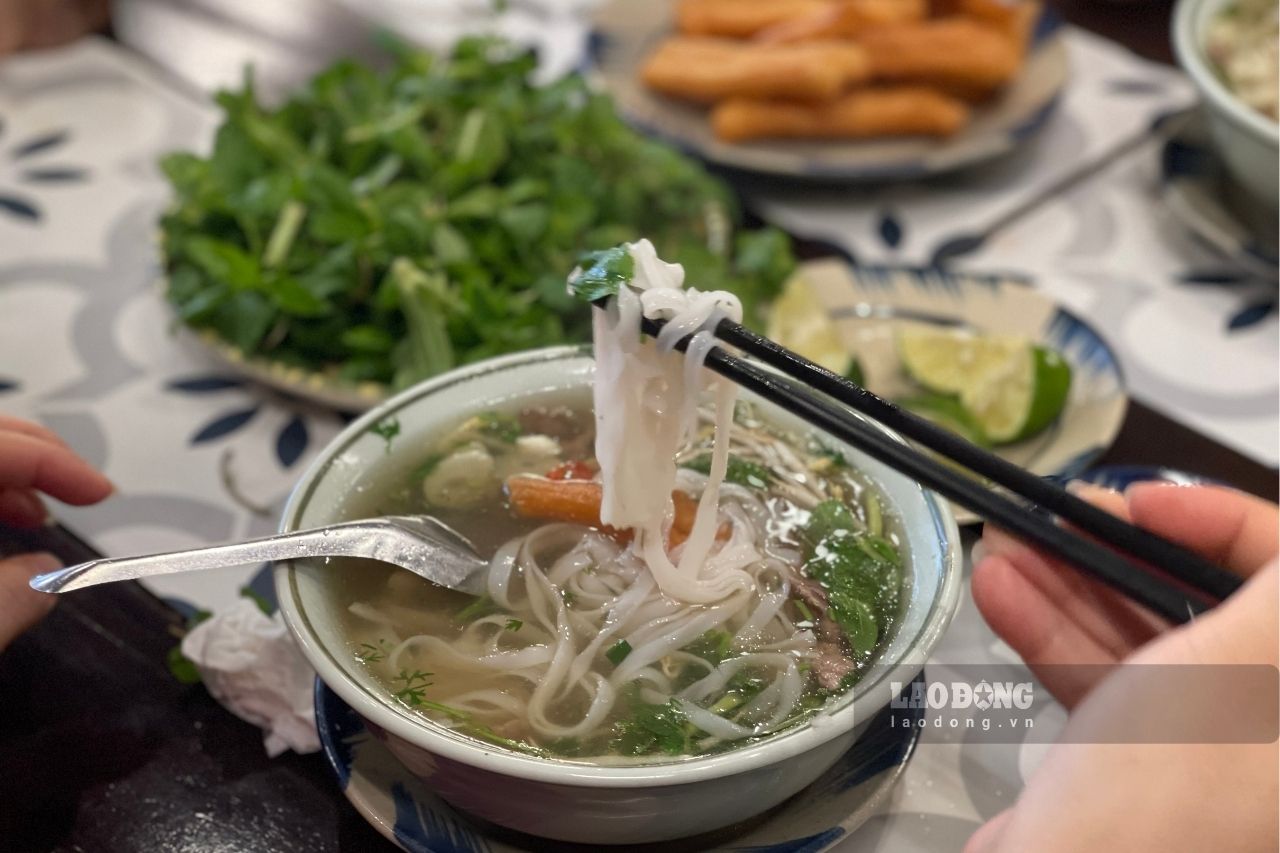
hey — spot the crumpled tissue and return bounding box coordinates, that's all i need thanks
[181,598,320,757]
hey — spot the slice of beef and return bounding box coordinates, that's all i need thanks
[812,636,858,690]
[788,570,859,691]
[791,574,829,616]
[518,406,595,459]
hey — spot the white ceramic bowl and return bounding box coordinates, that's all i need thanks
[1173,0,1279,208]
[275,346,963,845]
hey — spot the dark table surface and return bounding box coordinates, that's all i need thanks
[1049,0,1178,64]
[3,4,1275,852]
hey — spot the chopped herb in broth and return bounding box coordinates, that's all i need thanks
[332,395,907,763]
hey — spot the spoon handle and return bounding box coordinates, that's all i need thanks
[28,523,375,594]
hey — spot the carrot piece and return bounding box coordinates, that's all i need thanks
[669,491,732,548]
[507,476,606,527]
[507,477,730,549]
[669,491,700,548]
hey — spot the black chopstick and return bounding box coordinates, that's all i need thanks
[711,319,1244,602]
[613,307,1222,624]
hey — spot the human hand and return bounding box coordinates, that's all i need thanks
[966,483,1279,852]
[0,0,110,57]
[0,415,113,652]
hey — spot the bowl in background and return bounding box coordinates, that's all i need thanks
[274,346,963,845]
[1173,0,1279,209]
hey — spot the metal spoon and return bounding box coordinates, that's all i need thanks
[28,516,489,597]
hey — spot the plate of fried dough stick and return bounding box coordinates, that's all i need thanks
[589,0,1068,179]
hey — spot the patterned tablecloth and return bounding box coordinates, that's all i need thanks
[0,31,1274,853]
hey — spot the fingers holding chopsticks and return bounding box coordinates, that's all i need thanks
[1123,483,1279,578]
[973,485,1160,708]
[973,482,1278,708]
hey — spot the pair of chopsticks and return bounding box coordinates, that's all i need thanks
[603,301,1243,624]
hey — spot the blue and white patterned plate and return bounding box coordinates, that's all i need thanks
[588,0,1068,181]
[794,260,1128,524]
[1053,464,1219,492]
[315,671,927,853]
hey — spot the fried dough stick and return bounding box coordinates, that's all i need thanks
[676,0,835,38]
[712,87,969,141]
[642,37,871,103]
[757,0,928,43]
[858,18,1023,98]
[933,0,1041,53]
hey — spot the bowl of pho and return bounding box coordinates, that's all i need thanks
[275,241,963,845]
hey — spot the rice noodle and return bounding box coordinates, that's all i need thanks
[592,239,752,605]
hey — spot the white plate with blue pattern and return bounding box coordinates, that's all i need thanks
[794,259,1128,524]
[588,1,1068,181]
[1052,464,1218,492]
[315,671,927,853]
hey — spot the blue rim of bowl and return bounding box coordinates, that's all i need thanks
[277,345,963,787]
[583,8,1067,181]
[314,670,929,853]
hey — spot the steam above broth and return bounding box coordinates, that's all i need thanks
[336,241,905,762]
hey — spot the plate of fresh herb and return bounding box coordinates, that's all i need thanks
[159,37,796,411]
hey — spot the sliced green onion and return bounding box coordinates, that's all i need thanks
[864,491,883,537]
[606,639,632,665]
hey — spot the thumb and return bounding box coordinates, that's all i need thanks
[964,809,1014,853]
[0,552,60,652]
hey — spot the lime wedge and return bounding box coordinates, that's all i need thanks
[898,327,1025,395]
[767,275,854,377]
[898,394,991,447]
[898,327,1072,444]
[960,345,1072,443]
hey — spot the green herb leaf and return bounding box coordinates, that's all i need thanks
[476,411,520,443]
[392,258,456,389]
[355,640,391,663]
[504,618,523,632]
[371,416,401,452]
[610,696,694,756]
[803,499,858,547]
[828,591,879,655]
[239,586,273,615]
[845,358,865,386]
[681,453,773,489]
[185,237,261,290]
[794,599,815,625]
[606,639,632,665]
[803,530,902,655]
[683,629,733,665]
[457,594,498,622]
[412,451,445,481]
[806,437,848,472]
[570,246,634,303]
[166,645,203,685]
